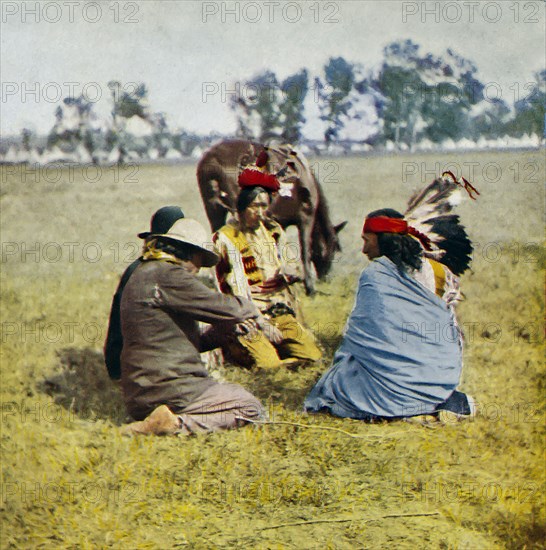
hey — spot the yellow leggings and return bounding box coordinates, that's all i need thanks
[226,314,322,369]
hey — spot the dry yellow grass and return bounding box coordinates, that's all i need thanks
[1,150,544,548]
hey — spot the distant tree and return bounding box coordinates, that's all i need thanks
[470,98,511,140]
[21,128,33,152]
[46,95,99,163]
[231,69,309,144]
[280,69,309,144]
[108,81,150,120]
[421,48,509,142]
[366,40,508,147]
[231,70,284,142]
[370,40,438,146]
[317,57,356,144]
[150,112,171,158]
[503,70,546,137]
[173,130,201,156]
[107,81,152,164]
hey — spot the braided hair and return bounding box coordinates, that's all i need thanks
[366,208,423,273]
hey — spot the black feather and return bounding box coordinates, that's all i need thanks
[406,179,457,216]
[424,215,473,275]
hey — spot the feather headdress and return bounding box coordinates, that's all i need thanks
[404,172,479,276]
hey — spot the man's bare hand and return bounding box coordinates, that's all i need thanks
[260,320,284,345]
[234,319,260,337]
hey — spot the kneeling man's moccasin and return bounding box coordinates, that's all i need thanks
[121,405,181,436]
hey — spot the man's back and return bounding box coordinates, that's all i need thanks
[120,261,215,419]
[104,258,142,380]
[120,259,257,419]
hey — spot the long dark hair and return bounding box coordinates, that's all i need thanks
[367,208,423,273]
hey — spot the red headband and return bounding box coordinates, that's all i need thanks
[238,168,280,192]
[363,216,432,251]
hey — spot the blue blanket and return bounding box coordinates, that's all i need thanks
[304,257,463,418]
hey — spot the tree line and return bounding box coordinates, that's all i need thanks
[14,38,545,164]
[232,39,545,147]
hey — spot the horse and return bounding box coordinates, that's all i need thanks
[196,139,346,294]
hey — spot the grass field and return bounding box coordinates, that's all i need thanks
[1,150,544,549]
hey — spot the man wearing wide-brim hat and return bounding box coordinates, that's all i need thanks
[105,205,186,381]
[119,217,264,436]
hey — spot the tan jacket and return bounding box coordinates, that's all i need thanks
[120,259,258,419]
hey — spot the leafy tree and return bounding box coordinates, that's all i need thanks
[317,57,355,143]
[107,81,153,163]
[21,128,33,152]
[420,48,507,142]
[280,69,308,144]
[151,112,170,158]
[470,98,511,140]
[108,81,149,120]
[503,70,546,138]
[231,70,309,143]
[46,95,99,163]
[173,130,201,156]
[231,70,283,142]
[366,40,509,146]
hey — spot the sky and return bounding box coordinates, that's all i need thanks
[1,0,545,138]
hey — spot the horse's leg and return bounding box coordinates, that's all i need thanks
[298,217,315,295]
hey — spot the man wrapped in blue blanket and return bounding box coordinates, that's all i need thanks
[304,202,475,422]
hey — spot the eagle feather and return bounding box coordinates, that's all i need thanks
[404,177,475,275]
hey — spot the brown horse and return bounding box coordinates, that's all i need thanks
[196,139,346,294]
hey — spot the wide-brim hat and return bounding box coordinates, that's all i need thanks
[138,205,185,239]
[151,218,219,267]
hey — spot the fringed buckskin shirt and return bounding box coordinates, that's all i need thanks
[213,219,299,313]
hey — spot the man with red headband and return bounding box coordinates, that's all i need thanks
[213,165,322,370]
[304,208,474,422]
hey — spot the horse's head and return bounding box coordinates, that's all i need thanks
[312,220,347,279]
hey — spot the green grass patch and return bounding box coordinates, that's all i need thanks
[1,151,544,548]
